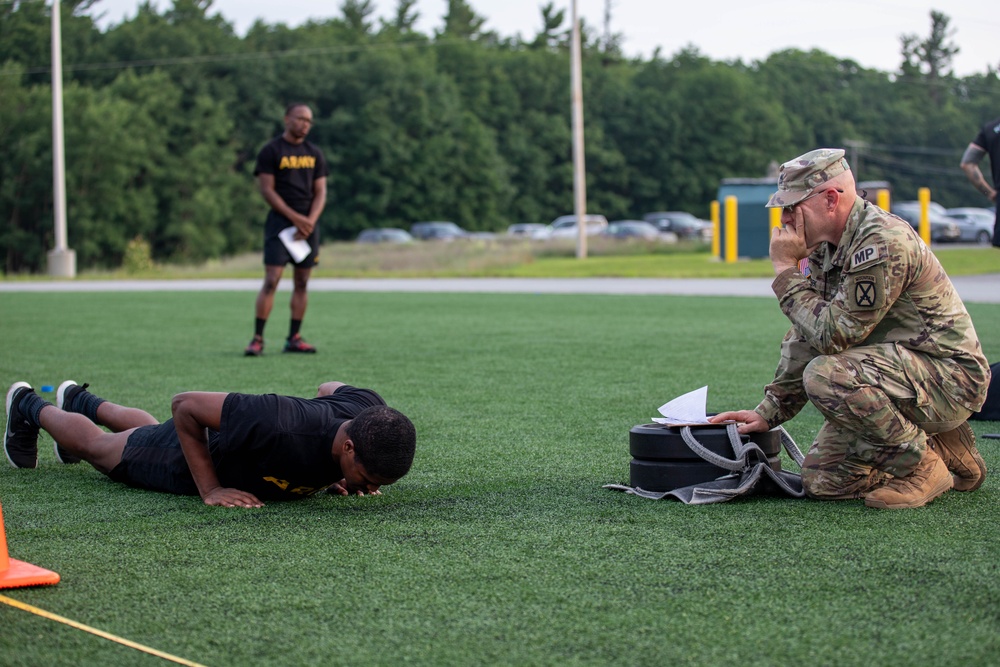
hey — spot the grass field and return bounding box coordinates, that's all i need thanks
[1,289,999,666]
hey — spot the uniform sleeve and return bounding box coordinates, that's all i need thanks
[314,147,329,179]
[217,393,281,455]
[770,235,908,357]
[971,126,988,151]
[253,142,276,177]
[755,328,813,428]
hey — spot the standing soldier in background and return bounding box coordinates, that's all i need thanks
[712,148,991,509]
[960,115,1000,248]
[245,103,329,356]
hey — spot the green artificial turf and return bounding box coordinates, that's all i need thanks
[0,290,998,666]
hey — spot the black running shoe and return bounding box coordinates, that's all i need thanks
[245,337,264,357]
[5,382,39,469]
[53,380,83,464]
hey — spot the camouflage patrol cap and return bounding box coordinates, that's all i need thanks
[765,148,851,208]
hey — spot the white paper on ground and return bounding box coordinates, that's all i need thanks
[278,226,311,263]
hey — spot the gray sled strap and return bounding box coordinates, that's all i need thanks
[604,422,808,503]
[679,424,746,471]
[777,425,805,467]
[677,423,806,501]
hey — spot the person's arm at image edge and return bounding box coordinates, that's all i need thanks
[960,143,997,201]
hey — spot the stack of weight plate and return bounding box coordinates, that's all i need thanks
[629,423,783,492]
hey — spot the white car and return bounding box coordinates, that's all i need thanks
[533,214,608,239]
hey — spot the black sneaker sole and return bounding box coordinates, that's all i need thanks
[5,382,38,469]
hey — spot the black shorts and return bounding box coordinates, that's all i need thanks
[107,421,199,496]
[263,210,320,268]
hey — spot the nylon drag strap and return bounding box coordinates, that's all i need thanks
[604,423,806,504]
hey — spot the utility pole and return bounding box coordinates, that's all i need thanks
[48,0,76,278]
[843,139,867,180]
[570,0,587,259]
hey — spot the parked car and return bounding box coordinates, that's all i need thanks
[945,207,995,245]
[533,214,608,239]
[603,220,673,241]
[410,221,468,240]
[890,202,962,243]
[356,228,413,243]
[506,223,547,237]
[642,211,712,241]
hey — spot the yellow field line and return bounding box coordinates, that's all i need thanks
[0,594,207,667]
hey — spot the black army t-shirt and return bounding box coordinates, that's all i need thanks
[253,136,329,214]
[213,386,385,500]
[972,116,1000,188]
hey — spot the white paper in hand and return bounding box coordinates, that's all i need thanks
[279,226,311,263]
[652,385,710,426]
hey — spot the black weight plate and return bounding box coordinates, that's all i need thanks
[629,458,730,492]
[629,424,782,460]
[749,430,782,456]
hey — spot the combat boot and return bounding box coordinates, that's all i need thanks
[929,422,986,492]
[864,447,953,510]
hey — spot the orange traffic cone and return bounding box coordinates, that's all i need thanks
[0,500,59,589]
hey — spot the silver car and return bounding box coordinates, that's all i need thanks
[356,228,414,243]
[533,214,608,239]
[945,207,994,245]
[890,202,962,243]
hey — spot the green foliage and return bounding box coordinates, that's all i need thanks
[0,4,997,273]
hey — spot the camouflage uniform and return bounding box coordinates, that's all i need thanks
[754,150,991,499]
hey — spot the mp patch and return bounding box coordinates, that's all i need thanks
[851,273,883,310]
[850,244,881,270]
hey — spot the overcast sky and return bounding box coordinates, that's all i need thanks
[86,0,996,76]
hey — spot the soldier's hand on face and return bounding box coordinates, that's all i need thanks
[770,208,809,274]
[708,410,770,435]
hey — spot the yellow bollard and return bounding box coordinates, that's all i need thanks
[710,200,720,258]
[724,196,738,263]
[876,188,891,211]
[918,187,932,245]
[769,207,782,234]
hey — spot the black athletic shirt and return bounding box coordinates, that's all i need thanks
[971,116,1000,188]
[253,136,329,214]
[212,386,385,500]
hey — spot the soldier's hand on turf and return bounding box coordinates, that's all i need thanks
[708,410,769,435]
[203,487,265,508]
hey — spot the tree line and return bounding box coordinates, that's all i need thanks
[2,0,998,272]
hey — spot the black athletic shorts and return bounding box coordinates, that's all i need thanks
[107,421,200,496]
[263,210,320,268]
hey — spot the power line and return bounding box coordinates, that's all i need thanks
[862,152,968,179]
[14,39,439,76]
